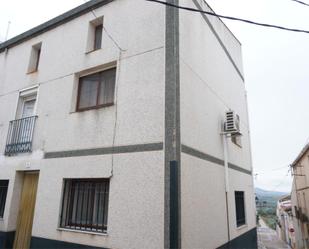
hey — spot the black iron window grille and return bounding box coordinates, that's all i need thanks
[60,179,110,233]
[235,191,246,227]
[0,180,9,218]
[5,116,37,156]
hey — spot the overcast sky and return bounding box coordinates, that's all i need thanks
[1,0,309,192]
[207,0,309,192]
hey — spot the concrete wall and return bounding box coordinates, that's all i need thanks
[0,0,166,248]
[179,0,256,247]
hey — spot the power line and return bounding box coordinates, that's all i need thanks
[255,167,292,193]
[271,165,290,171]
[83,0,126,51]
[291,0,309,7]
[269,168,292,192]
[146,0,309,35]
[271,179,289,192]
[103,26,126,52]
[254,165,290,176]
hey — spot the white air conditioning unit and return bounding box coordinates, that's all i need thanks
[224,111,240,134]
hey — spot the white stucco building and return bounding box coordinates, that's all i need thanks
[0,0,257,248]
[276,195,295,248]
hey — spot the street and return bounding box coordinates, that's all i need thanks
[258,218,291,249]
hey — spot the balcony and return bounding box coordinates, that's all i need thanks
[5,116,37,156]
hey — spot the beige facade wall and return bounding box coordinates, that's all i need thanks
[291,181,305,249]
[292,149,309,249]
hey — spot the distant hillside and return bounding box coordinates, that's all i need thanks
[255,187,288,208]
[255,187,288,198]
[255,187,289,229]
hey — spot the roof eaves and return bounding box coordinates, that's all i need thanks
[291,142,309,167]
[200,0,242,46]
[0,0,113,53]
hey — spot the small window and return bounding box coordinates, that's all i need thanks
[27,43,42,73]
[86,17,103,53]
[94,24,103,50]
[232,135,242,147]
[60,179,109,233]
[0,180,9,218]
[235,191,246,227]
[77,68,116,111]
[295,206,300,219]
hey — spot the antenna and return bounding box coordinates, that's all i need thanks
[5,21,11,41]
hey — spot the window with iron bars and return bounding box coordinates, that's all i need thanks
[60,179,109,233]
[0,180,9,218]
[235,191,246,227]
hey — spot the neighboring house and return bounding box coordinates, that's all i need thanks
[291,143,309,249]
[0,0,256,248]
[276,195,295,248]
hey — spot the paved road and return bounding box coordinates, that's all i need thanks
[258,218,291,249]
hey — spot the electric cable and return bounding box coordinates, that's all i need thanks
[291,0,309,7]
[255,165,291,175]
[146,0,309,35]
[84,3,126,176]
[83,0,126,51]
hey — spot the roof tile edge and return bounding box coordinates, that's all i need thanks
[0,0,113,53]
[291,142,309,167]
[201,0,242,46]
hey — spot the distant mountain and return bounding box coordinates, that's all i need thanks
[255,187,289,207]
[255,187,288,198]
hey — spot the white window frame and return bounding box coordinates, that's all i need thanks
[15,85,39,120]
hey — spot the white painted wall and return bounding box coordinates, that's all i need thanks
[179,0,256,247]
[32,151,164,249]
[0,0,257,248]
[0,0,165,154]
[0,0,166,248]
[181,153,228,248]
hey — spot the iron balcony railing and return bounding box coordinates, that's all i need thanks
[5,116,37,156]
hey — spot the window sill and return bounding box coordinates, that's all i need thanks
[57,228,108,236]
[85,48,102,54]
[76,103,114,113]
[26,70,38,75]
[236,224,248,230]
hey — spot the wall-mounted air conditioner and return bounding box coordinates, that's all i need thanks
[224,111,241,135]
